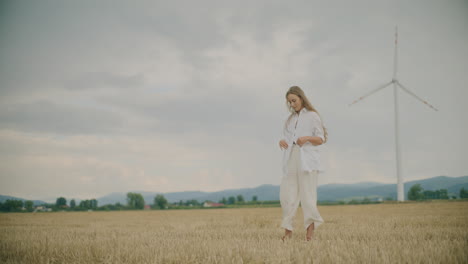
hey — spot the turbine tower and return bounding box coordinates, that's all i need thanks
[348,26,438,202]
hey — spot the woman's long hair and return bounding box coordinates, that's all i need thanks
[285,86,328,143]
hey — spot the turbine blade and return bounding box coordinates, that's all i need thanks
[348,81,393,107]
[396,81,439,111]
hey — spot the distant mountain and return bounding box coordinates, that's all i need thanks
[97,186,280,206]
[0,195,46,206]
[98,191,209,206]
[319,175,468,201]
[3,175,466,206]
[95,175,468,205]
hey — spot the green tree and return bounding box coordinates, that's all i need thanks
[408,184,424,200]
[136,195,145,209]
[1,200,23,212]
[127,192,145,209]
[25,200,34,212]
[219,197,227,204]
[90,199,98,209]
[439,189,448,199]
[423,189,449,200]
[423,190,435,199]
[185,199,200,206]
[460,187,468,198]
[252,195,258,202]
[237,195,245,203]
[227,196,236,205]
[113,202,125,210]
[362,197,371,204]
[70,199,76,209]
[154,194,168,209]
[126,193,134,208]
[79,200,91,210]
[56,197,67,208]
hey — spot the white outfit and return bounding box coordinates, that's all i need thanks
[281,107,325,178]
[280,107,325,231]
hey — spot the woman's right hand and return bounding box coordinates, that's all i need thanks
[279,140,288,150]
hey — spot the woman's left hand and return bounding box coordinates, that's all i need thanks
[296,136,308,146]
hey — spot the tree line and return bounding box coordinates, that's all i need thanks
[2,187,466,212]
[0,193,261,212]
[408,184,468,200]
[0,200,35,212]
[0,192,172,212]
[217,194,254,204]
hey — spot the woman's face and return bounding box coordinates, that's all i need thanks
[287,94,303,112]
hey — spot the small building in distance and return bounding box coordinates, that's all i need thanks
[33,206,52,212]
[203,202,224,208]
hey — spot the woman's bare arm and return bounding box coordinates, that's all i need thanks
[298,136,323,146]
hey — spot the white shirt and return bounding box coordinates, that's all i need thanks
[281,107,325,177]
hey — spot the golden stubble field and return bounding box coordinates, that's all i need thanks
[0,201,467,264]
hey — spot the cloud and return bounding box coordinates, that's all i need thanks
[0,100,124,135]
[0,0,467,200]
[0,129,214,199]
[65,72,146,91]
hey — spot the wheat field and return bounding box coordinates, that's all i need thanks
[0,201,467,263]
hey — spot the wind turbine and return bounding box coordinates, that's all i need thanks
[348,26,438,202]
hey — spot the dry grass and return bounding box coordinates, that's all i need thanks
[1,200,467,263]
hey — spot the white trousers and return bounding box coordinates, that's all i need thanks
[280,144,324,231]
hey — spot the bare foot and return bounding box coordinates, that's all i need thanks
[306,223,315,241]
[281,229,292,242]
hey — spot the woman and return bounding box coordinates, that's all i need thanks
[278,86,328,242]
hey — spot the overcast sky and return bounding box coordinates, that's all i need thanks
[1,0,467,202]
